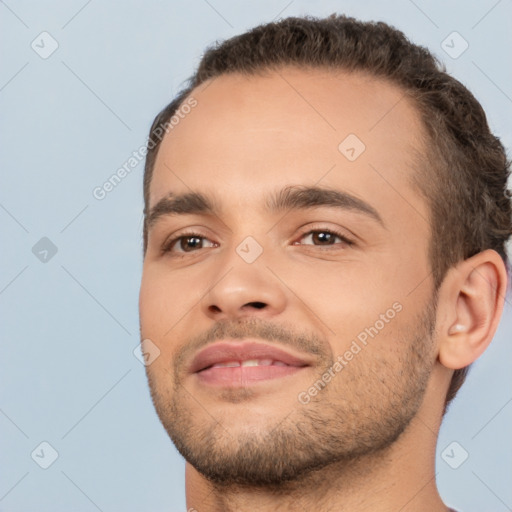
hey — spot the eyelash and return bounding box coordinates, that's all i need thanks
[160,228,354,257]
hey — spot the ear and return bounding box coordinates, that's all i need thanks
[436,249,508,370]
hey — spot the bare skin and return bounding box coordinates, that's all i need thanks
[139,67,506,512]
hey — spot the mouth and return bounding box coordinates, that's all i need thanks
[189,341,312,386]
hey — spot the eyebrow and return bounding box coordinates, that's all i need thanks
[145,185,384,230]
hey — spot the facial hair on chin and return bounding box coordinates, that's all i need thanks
[145,306,436,488]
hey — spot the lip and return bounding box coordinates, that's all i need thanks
[189,340,313,386]
[189,340,312,374]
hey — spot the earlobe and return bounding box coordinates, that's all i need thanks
[437,249,507,371]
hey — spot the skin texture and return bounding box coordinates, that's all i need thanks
[139,67,507,511]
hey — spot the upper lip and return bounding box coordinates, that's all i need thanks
[189,340,313,373]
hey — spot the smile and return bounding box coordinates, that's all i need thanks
[189,340,313,386]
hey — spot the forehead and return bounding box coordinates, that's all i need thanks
[149,67,428,225]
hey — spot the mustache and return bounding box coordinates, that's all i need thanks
[172,317,331,377]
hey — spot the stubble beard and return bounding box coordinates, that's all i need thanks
[145,305,437,488]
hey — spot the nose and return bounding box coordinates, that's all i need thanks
[201,248,287,322]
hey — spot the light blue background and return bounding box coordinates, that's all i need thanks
[1,1,511,511]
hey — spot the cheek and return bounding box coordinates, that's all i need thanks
[139,270,163,332]
[139,265,209,368]
[277,258,395,325]
[279,254,426,352]
[139,266,187,338]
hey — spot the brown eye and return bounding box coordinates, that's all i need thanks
[178,236,204,252]
[162,233,216,255]
[310,231,337,245]
[298,229,353,247]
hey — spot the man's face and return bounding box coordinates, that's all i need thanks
[139,67,438,485]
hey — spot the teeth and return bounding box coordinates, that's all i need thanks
[241,359,259,367]
[210,359,288,369]
[211,361,241,368]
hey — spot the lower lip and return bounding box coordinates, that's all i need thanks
[195,365,306,386]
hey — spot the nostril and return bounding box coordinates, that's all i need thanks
[247,302,266,309]
[207,302,267,314]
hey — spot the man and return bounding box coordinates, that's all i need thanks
[138,14,510,511]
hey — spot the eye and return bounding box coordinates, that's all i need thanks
[161,232,217,255]
[160,227,353,257]
[295,228,354,247]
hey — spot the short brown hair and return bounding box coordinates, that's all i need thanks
[142,14,511,408]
